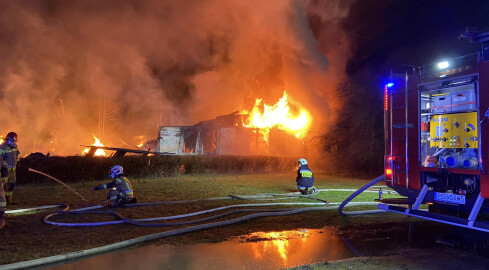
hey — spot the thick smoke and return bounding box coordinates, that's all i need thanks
[0,0,353,155]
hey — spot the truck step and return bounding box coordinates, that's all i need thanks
[378,204,489,233]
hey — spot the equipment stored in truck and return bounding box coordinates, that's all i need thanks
[379,30,489,232]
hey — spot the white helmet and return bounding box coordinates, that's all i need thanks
[110,165,123,177]
[298,158,308,166]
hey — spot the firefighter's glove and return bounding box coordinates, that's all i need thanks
[93,185,103,191]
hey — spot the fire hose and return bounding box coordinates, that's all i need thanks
[43,202,328,227]
[0,189,386,270]
[0,206,332,270]
[338,174,387,215]
[44,186,390,227]
[27,168,88,201]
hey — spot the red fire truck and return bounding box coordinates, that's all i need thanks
[379,31,489,232]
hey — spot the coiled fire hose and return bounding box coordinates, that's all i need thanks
[0,187,390,270]
[44,202,328,227]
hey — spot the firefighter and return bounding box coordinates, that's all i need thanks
[0,132,20,205]
[0,159,8,220]
[296,158,319,195]
[93,165,136,206]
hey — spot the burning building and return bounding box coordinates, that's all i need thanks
[155,112,305,156]
[155,92,310,156]
[0,1,351,157]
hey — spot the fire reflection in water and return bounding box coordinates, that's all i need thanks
[51,228,355,270]
[248,230,308,264]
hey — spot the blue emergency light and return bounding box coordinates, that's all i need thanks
[386,83,394,88]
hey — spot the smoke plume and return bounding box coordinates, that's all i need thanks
[0,0,353,155]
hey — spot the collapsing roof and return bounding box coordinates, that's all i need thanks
[155,111,304,156]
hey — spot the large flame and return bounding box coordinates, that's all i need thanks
[82,136,107,157]
[241,91,310,141]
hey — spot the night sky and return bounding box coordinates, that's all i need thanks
[315,0,489,172]
[342,0,489,76]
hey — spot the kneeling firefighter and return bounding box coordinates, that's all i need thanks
[296,158,319,195]
[93,165,136,205]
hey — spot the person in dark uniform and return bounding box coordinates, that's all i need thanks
[0,132,20,205]
[0,157,8,225]
[93,165,136,206]
[296,158,319,195]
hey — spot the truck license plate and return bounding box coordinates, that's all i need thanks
[434,192,465,205]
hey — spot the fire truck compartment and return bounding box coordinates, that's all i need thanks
[420,77,479,170]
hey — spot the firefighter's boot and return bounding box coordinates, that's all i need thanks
[5,196,15,206]
[103,200,113,208]
[310,187,319,194]
[0,210,5,229]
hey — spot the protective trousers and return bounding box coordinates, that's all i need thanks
[2,168,16,203]
[108,188,133,204]
[0,180,5,213]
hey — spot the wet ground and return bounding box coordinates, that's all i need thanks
[46,228,355,270]
[43,219,489,270]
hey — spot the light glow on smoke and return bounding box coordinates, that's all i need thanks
[133,135,146,148]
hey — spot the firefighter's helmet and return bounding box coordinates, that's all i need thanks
[5,132,17,146]
[109,165,123,178]
[298,158,308,166]
[5,132,17,142]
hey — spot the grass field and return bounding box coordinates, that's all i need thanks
[1,171,402,266]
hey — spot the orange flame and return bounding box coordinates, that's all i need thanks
[133,135,145,148]
[241,91,310,141]
[82,135,107,157]
[0,135,4,145]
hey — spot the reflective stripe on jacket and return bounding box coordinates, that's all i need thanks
[0,143,20,169]
[296,165,314,188]
[102,176,134,198]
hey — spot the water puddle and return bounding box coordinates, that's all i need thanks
[41,219,489,269]
[47,228,357,270]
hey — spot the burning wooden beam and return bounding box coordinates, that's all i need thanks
[81,145,175,158]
